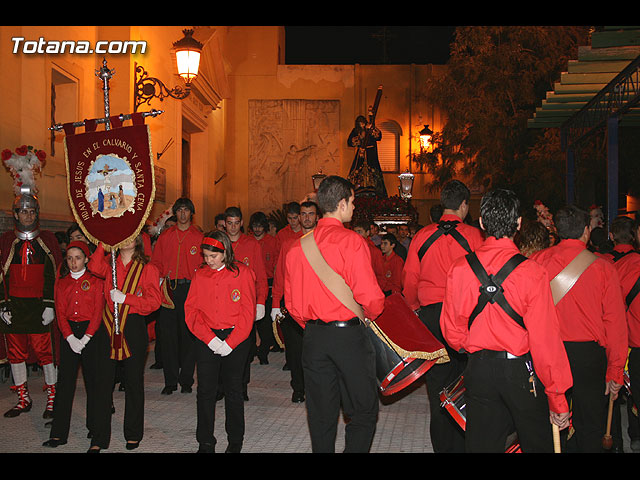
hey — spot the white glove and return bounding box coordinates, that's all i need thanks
[208,337,224,353]
[270,308,281,322]
[0,309,11,326]
[42,307,55,326]
[255,304,265,321]
[110,288,127,304]
[80,334,92,346]
[66,335,85,354]
[217,340,233,357]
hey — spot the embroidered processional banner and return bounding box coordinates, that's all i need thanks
[63,118,155,250]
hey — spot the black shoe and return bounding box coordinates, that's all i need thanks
[42,438,67,448]
[258,356,269,365]
[161,385,177,395]
[126,441,140,450]
[243,392,249,401]
[197,443,215,453]
[42,409,54,419]
[225,442,242,453]
[270,345,283,352]
[118,383,125,392]
[216,391,224,401]
[149,362,163,370]
[44,420,53,428]
[181,385,193,393]
[87,446,101,453]
[292,391,305,403]
[282,363,290,371]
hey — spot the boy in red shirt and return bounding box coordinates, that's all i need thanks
[378,233,404,296]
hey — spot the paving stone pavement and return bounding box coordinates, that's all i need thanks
[1,346,636,455]
[0,346,434,454]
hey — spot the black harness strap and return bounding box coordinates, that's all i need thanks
[610,250,634,263]
[466,252,528,330]
[417,220,472,261]
[610,250,640,310]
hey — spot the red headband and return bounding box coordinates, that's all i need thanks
[67,240,91,258]
[202,237,224,250]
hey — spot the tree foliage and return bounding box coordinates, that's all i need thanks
[420,26,592,212]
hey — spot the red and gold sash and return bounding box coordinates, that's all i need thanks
[102,260,144,360]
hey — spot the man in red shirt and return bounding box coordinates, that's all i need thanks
[276,202,303,250]
[378,233,404,296]
[402,179,484,453]
[271,201,319,403]
[531,205,627,453]
[284,176,385,453]
[441,189,572,452]
[249,211,279,364]
[224,206,268,401]
[150,198,203,395]
[352,219,384,287]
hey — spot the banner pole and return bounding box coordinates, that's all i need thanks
[96,58,121,336]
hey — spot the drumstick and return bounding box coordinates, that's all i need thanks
[602,393,614,450]
[552,424,561,453]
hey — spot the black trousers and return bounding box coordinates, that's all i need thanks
[91,314,148,449]
[418,303,466,453]
[464,350,554,453]
[302,321,378,453]
[563,341,608,453]
[256,279,275,361]
[281,314,304,394]
[157,282,196,388]
[49,320,98,442]
[195,329,251,449]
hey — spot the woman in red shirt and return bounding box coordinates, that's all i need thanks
[87,234,162,453]
[42,241,104,448]
[185,230,256,453]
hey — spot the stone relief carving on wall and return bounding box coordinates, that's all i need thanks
[248,99,340,214]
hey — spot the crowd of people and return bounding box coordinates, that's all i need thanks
[1,174,640,454]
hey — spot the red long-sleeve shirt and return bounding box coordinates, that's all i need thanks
[531,239,628,385]
[255,233,279,279]
[272,236,295,308]
[231,233,268,305]
[88,243,162,316]
[54,270,105,338]
[184,263,256,349]
[149,225,204,281]
[402,214,485,310]
[276,224,303,252]
[440,237,573,414]
[378,251,404,295]
[284,217,385,328]
[603,244,640,348]
[367,238,385,285]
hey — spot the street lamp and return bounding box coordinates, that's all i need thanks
[133,29,204,112]
[398,169,415,201]
[419,124,433,150]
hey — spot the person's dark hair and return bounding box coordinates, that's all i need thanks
[55,231,69,246]
[352,219,370,232]
[382,233,398,247]
[284,202,300,216]
[131,234,150,265]
[479,189,521,239]
[201,230,239,275]
[555,205,589,240]
[224,206,243,220]
[430,203,444,223]
[440,180,470,211]
[300,200,319,213]
[316,175,354,214]
[515,219,550,257]
[610,215,637,247]
[58,243,90,279]
[214,213,226,224]
[66,222,85,240]
[172,197,195,216]
[249,211,268,230]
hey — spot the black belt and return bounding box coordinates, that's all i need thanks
[470,349,530,360]
[306,318,361,328]
[173,278,191,285]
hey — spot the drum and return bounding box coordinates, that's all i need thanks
[367,293,448,396]
[440,374,522,453]
[439,374,467,430]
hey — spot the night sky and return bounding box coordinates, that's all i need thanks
[284,26,456,65]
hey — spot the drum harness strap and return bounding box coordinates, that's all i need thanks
[465,252,528,331]
[418,220,472,262]
[610,250,640,311]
